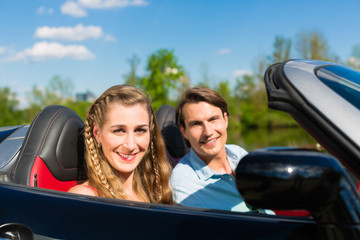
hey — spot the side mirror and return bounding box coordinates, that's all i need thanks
[0,223,33,240]
[235,148,360,227]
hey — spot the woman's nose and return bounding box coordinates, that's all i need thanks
[123,133,136,150]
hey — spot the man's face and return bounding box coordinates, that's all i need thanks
[180,101,228,162]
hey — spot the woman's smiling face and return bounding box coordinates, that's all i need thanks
[93,102,150,177]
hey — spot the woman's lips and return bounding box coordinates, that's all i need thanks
[118,152,137,161]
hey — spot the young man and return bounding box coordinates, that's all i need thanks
[171,87,255,212]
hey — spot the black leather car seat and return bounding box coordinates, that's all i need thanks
[11,105,85,192]
[155,105,189,167]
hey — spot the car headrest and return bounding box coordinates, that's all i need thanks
[12,105,86,186]
[155,105,189,166]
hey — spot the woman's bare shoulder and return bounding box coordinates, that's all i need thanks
[68,182,98,196]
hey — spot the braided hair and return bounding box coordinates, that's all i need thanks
[84,85,173,204]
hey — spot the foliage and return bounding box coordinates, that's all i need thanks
[138,49,185,110]
[215,81,241,131]
[27,75,74,109]
[295,29,338,62]
[346,45,360,70]
[124,54,141,86]
[197,63,212,87]
[235,74,256,100]
[0,87,21,126]
[270,36,292,63]
[64,100,92,121]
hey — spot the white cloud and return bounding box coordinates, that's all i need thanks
[17,94,29,109]
[232,69,253,78]
[78,0,149,8]
[0,47,6,54]
[5,41,95,63]
[37,6,54,15]
[103,34,117,42]
[34,24,103,42]
[61,1,87,17]
[61,0,149,17]
[132,0,150,6]
[217,48,231,55]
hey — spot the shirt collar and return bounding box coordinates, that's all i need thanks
[189,145,239,181]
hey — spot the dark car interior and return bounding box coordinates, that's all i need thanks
[10,105,86,192]
[154,104,189,167]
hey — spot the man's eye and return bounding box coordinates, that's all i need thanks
[190,122,201,126]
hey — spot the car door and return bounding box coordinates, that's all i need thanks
[0,182,318,240]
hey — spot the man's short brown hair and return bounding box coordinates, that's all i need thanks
[176,87,229,129]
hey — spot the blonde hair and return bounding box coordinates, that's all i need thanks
[84,85,173,204]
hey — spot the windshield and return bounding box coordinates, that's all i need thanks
[0,125,28,170]
[316,65,360,110]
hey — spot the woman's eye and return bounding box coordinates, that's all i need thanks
[135,128,148,133]
[114,128,125,133]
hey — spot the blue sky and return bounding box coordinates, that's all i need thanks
[1,0,360,107]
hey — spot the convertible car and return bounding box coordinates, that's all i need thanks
[0,59,359,239]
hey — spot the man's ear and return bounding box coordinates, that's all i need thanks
[179,125,188,140]
[224,112,229,129]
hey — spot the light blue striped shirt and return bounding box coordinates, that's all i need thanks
[171,144,251,212]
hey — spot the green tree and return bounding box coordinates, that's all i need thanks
[27,75,74,109]
[235,74,256,100]
[197,63,212,87]
[66,101,92,121]
[170,72,191,106]
[139,49,185,110]
[270,35,292,63]
[295,29,338,61]
[214,80,242,141]
[124,54,141,86]
[234,56,295,131]
[346,44,360,70]
[252,55,268,87]
[25,75,77,121]
[0,87,20,126]
[235,74,266,129]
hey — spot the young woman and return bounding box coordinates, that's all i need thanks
[69,85,173,204]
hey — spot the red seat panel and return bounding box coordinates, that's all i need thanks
[30,156,76,192]
[274,210,311,217]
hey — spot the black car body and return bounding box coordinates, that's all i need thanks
[0,59,359,239]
